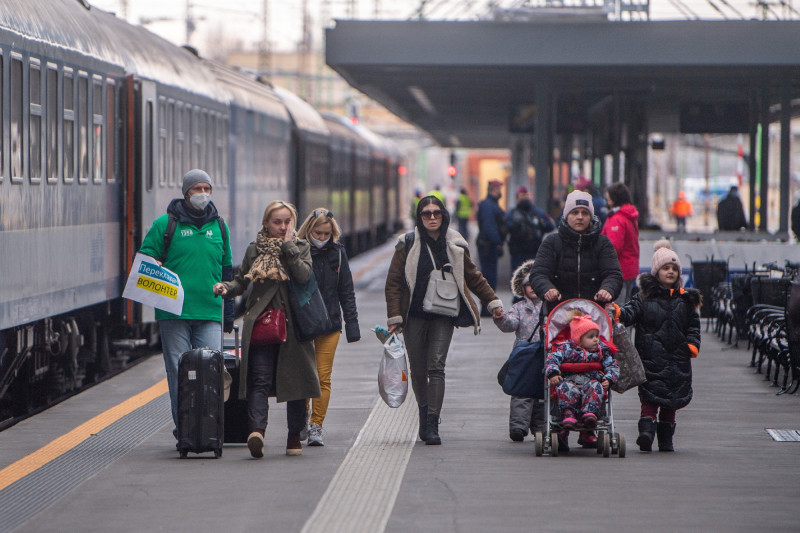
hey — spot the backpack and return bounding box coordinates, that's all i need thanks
[163,214,228,261]
[509,208,543,248]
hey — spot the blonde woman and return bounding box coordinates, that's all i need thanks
[214,201,320,458]
[296,208,360,446]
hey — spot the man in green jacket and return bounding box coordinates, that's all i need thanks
[139,169,233,439]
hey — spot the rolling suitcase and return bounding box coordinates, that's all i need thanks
[223,325,250,444]
[176,347,225,458]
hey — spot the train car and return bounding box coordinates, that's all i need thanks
[0,0,402,427]
[273,85,331,221]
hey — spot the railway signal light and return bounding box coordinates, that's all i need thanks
[447,165,457,178]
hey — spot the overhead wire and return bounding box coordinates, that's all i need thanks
[716,0,746,18]
[665,0,699,19]
[704,0,730,18]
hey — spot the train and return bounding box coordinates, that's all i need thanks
[0,0,404,427]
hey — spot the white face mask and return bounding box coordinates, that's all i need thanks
[189,192,211,211]
[309,235,330,249]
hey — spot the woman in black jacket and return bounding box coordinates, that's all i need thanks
[297,208,360,446]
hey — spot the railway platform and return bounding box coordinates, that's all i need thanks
[1,237,799,533]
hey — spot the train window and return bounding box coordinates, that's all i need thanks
[63,69,75,183]
[219,117,228,188]
[46,65,58,183]
[77,73,88,183]
[92,76,103,183]
[158,98,166,187]
[0,54,3,182]
[167,101,174,187]
[29,60,42,183]
[175,103,185,178]
[10,55,23,182]
[203,110,212,172]
[146,101,154,191]
[105,81,115,183]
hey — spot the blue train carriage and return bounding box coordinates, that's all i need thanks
[273,85,331,222]
[202,59,292,260]
[351,123,389,245]
[321,112,358,253]
[0,0,130,418]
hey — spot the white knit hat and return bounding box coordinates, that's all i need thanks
[563,190,594,218]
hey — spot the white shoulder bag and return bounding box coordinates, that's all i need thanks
[422,244,461,317]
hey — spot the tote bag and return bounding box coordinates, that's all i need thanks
[378,334,408,408]
[610,322,646,393]
[288,275,333,342]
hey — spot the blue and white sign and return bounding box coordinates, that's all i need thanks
[122,253,184,315]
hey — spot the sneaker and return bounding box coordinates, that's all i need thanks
[286,432,303,456]
[581,412,597,429]
[308,423,324,446]
[247,431,265,458]
[561,416,578,430]
[577,431,598,449]
[509,428,526,442]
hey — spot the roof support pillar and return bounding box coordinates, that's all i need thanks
[748,90,758,231]
[534,83,553,214]
[779,76,791,234]
[509,134,531,210]
[759,87,770,232]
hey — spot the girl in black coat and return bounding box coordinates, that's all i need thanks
[616,241,701,453]
[297,208,360,446]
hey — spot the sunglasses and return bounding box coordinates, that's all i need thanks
[421,209,443,220]
[312,210,334,219]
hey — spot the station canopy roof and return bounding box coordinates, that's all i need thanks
[326,19,800,148]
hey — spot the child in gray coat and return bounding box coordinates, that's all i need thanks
[494,260,545,442]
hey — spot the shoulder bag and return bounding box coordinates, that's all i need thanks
[288,274,334,342]
[250,306,287,346]
[422,244,461,317]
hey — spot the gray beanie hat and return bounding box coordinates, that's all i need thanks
[182,169,212,196]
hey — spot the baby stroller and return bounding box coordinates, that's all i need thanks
[534,299,626,458]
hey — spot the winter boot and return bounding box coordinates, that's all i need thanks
[418,404,429,441]
[636,417,656,452]
[656,422,675,452]
[425,414,441,445]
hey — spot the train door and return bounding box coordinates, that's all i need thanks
[134,79,158,324]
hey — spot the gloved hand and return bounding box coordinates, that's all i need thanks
[688,344,699,358]
[345,321,361,343]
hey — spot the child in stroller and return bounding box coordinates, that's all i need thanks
[537,299,623,457]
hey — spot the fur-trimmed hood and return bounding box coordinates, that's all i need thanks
[637,273,702,310]
[511,259,537,299]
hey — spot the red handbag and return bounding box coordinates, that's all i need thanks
[250,306,287,346]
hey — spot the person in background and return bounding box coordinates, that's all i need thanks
[296,208,360,447]
[455,187,474,240]
[411,188,423,221]
[506,185,554,277]
[493,260,546,442]
[575,176,608,225]
[601,182,640,304]
[213,201,320,458]
[530,189,622,452]
[385,195,503,446]
[138,169,233,442]
[427,185,445,205]
[792,196,800,241]
[614,240,701,453]
[716,185,748,231]
[670,191,692,233]
[476,180,507,315]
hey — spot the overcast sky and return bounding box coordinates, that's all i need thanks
[87,1,781,56]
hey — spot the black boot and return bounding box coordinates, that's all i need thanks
[656,422,675,452]
[425,414,441,445]
[636,417,656,452]
[418,404,428,441]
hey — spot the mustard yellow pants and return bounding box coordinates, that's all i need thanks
[307,331,341,427]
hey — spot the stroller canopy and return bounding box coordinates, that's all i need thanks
[545,299,612,349]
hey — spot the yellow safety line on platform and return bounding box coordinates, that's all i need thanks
[0,379,168,492]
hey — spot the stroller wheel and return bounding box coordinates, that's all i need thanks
[618,434,626,458]
[611,433,619,455]
[602,433,611,457]
[534,432,544,457]
[550,432,560,457]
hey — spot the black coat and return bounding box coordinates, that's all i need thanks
[717,193,747,230]
[618,274,702,409]
[530,216,623,310]
[310,241,360,343]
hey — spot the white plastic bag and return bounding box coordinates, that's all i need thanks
[378,333,408,408]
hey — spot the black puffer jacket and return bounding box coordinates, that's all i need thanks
[618,273,702,409]
[530,216,622,310]
[310,241,360,343]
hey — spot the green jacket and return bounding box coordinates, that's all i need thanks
[139,211,232,322]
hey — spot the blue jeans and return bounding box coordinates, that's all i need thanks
[159,319,222,432]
